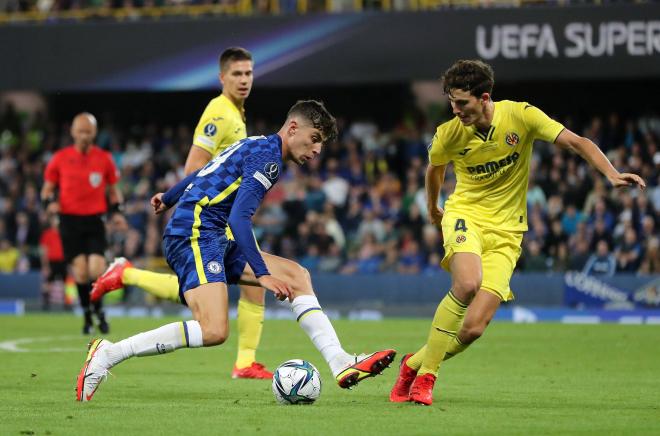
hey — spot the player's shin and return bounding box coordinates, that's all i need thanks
[407,333,470,368]
[418,291,468,376]
[104,320,203,367]
[406,345,426,371]
[290,295,351,376]
[235,298,264,368]
[444,336,469,360]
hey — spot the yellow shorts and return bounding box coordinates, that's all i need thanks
[441,214,523,301]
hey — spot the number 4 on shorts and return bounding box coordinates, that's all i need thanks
[455,218,468,232]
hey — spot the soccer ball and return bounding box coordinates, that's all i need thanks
[271,359,322,405]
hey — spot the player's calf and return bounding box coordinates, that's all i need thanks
[200,323,229,346]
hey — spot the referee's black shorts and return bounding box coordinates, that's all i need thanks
[47,260,68,281]
[59,214,107,262]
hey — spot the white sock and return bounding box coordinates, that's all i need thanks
[105,320,203,367]
[290,295,351,376]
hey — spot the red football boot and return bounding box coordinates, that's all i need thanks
[389,353,417,402]
[231,362,274,379]
[91,257,132,303]
[409,373,437,406]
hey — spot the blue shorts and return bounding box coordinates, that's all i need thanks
[163,234,248,303]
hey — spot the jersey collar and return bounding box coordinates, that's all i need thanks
[471,101,500,142]
[220,94,246,122]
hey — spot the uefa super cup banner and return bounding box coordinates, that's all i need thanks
[1,4,659,90]
[564,272,660,309]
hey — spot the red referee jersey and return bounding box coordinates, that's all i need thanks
[44,145,119,215]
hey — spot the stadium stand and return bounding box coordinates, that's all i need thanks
[1,0,650,24]
[0,101,658,277]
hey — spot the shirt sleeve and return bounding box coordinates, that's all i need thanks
[428,125,451,166]
[227,152,281,278]
[192,104,225,156]
[44,153,60,184]
[520,102,565,143]
[162,170,200,208]
[105,152,120,185]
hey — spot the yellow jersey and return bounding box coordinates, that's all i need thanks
[429,100,564,231]
[192,94,247,157]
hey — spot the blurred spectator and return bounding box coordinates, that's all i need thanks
[39,214,66,310]
[615,228,642,272]
[0,238,19,272]
[583,240,616,277]
[523,239,548,272]
[569,238,591,271]
[638,237,660,275]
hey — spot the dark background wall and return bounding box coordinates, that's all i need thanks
[2,4,660,91]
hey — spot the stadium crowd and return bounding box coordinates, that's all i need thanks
[0,0,638,18]
[0,102,658,282]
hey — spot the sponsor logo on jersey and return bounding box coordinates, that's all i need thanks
[466,151,520,175]
[89,172,102,188]
[264,162,280,180]
[456,235,467,243]
[505,132,520,146]
[204,123,217,137]
[207,261,222,274]
[458,148,471,156]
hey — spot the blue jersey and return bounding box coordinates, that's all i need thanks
[163,134,282,277]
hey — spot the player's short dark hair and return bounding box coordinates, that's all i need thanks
[287,100,338,145]
[441,59,495,98]
[219,47,253,72]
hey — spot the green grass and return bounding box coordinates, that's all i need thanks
[1,315,659,435]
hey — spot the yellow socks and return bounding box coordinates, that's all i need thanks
[122,268,180,302]
[235,299,265,369]
[407,345,426,370]
[418,291,468,376]
[444,336,469,360]
[407,333,470,371]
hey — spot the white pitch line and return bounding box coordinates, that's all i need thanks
[0,336,84,353]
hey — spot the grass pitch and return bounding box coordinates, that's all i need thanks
[1,315,659,435]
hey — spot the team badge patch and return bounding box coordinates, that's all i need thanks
[89,172,102,188]
[505,132,520,147]
[456,235,467,244]
[204,123,217,137]
[264,162,280,180]
[207,261,222,274]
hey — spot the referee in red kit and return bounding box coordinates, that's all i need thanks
[41,112,124,334]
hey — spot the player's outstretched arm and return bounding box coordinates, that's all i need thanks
[554,129,646,190]
[184,145,213,175]
[425,163,447,228]
[153,169,201,214]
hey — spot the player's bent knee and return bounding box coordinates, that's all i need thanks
[452,279,481,300]
[288,264,313,295]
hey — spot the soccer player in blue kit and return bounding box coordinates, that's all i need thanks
[76,100,396,402]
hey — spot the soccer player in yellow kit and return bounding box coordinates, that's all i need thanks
[92,47,274,379]
[389,59,646,405]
